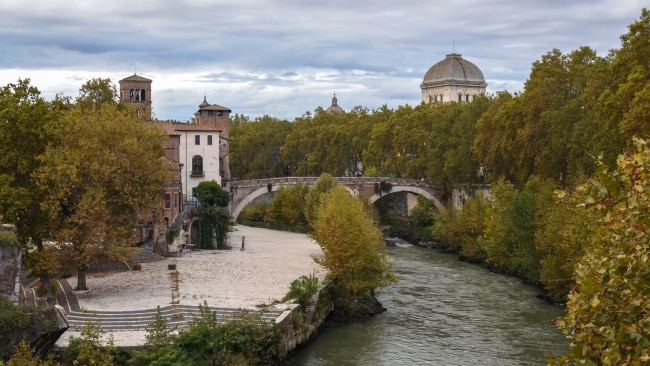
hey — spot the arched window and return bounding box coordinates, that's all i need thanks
[466,94,470,102]
[130,89,135,101]
[458,93,462,102]
[140,90,146,101]
[191,155,204,177]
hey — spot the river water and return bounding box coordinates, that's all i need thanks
[288,238,568,365]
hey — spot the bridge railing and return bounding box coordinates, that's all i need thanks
[230,177,440,189]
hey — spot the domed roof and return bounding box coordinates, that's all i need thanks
[422,53,486,86]
[326,94,345,114]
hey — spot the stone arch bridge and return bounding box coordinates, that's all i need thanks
[229,177,445,220]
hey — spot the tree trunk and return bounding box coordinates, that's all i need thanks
[39,274,54,298]
[34,237,54,298]
[76,265,87,291]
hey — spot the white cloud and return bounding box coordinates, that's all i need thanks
[0,0,645,120]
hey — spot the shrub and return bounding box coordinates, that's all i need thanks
[284,274,319,309]
[0,298,34,361]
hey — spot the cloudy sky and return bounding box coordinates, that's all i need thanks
[0,1,645,121]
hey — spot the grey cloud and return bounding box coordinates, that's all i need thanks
[0,0,645,121]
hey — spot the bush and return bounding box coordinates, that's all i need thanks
[237,201,269,223]
[284,274,319,309]
[171,302,285,365]
[0,231,19,249]
[0,298,34,361]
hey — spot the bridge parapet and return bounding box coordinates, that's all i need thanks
[231,177,439,189]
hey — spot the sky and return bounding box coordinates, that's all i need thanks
[0,1,646,122]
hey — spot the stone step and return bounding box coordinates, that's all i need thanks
[64,305,284,332]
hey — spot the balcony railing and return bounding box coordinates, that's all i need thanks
[190,170,204,177]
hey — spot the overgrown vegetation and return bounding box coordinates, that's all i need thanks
[193,180,232,249]
[311,183,397,321]
[0,298,34,361]
[129,302,285,366]
[284,274,319,309]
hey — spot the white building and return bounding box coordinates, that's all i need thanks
[421,53,487,103]
[167,97,232,199]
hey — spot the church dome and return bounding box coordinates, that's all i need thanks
[422,53,486,87]
[326,94,345,114]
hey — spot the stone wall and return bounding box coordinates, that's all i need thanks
[276,286,334,354]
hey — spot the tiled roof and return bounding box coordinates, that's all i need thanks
[120,74,153,82]
[197,96,231,112]
[151,121,221,133]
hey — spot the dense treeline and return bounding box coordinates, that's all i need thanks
[232,9,650,363]
[231,10,650,191]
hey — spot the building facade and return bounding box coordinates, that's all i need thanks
[421,53,487,103]
[118,75,231,233]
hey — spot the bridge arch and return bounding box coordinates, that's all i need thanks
[369,185,445,212]
[231,183,354,221]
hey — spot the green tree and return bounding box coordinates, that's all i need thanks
[480,177,553,282]
[6,341,52,366]
[64,321,115,366]
[194,180,231,249]
[0,79,67,297]
[303,173,337,227]
[266,183,309,227]
[36,100,168,291]
[535,190,595,303]
[431,194,488,260]
[311,185,397,300]
[595,8,650,164]
[194,180,229,207]
[553,138,650,364]
[230,115,292,179]
[75,77,118,110]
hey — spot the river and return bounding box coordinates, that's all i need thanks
[288,238,568,365]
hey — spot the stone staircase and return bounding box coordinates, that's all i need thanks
[53,277,284,333]
[65,305,284,332]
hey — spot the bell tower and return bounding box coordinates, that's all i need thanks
[119,74,153,120]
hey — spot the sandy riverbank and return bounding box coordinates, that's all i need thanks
[55,225,325,347]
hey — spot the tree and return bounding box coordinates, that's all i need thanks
[595,8,650,162]
[553,137,650,364]
[194,180,229,207]
[194,180,231,249]
[75,77,118,110]
[311,185,396,300]
[230,115,292,179]
[35,101,168,291]
[535,190,595,303]
[303,173,337,227]
[0,79,69,297]
[266,183,309,227]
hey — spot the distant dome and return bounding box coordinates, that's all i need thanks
[199,96,210,108]
[422,53,486,86]
[326,94,345,114]
[421,53,487,103]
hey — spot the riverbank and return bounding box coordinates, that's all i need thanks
[55,225,326,347]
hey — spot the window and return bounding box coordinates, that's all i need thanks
[164,193,171,208]
[191,155,204,177]
[207,135,213,145]
[195,135,200,145]
[458,94,462,102]
[466,94,470,102]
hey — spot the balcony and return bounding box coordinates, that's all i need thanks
[190,170,204,177]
